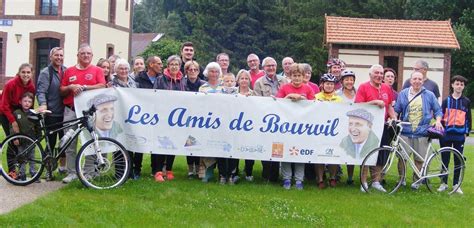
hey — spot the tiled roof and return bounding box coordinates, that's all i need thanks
[325,16,460,49]
[131,33,164,57]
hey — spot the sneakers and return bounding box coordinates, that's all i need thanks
[166,171,174,181]
[7,171,18,180]
[318,181,326,189]
[346,179,354,185]
[62,173,78,183]
[46,172,54,181]
[401,180,407,187]
[154,172,165,182]
[329,178,337,188]
[437,183,449,192]
[453,184,463,194]
[372,182,387,192]
[220,176,227,185]
[228,177,235,185]
[232,175,240,183]
[360,183,369,193]
[187,172,194,179]
[58,166,67,175]
[295,181,303,190]
[283,179,291,190]
[245,176,254,182]
[411,182,421,190]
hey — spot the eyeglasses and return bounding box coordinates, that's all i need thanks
[188,68,199,72]
[169,63,180,67]
[265,64,276,68]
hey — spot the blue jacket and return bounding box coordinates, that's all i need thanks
[394,87,442,137]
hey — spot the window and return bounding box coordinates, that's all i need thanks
[40,0,58,15]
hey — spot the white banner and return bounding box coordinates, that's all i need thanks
[74,88,385,165]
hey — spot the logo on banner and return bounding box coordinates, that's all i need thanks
[157,136,177,149]
[272,142,284,158]
[237,145,265,153]
[289,146,314,156]
[289,147,299,156]
[124,134,147,146]
[184,135,199,147]
[207,140,232,152]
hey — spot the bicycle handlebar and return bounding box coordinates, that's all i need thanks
[82,105,97,117]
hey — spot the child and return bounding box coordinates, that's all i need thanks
[217,73,239,184]
[276,63,315,190]
[315,73,343,189]
[11,92,42,182]
[439,75,471,194]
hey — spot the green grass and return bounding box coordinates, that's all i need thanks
[0,149,473,226]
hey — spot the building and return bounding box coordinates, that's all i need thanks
[324,15,460,98]
[0,0,133,87]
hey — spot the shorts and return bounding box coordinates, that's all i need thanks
[400,135,429,162]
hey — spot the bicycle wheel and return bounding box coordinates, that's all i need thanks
[76,137,130,189]
[360,147,405,194]
[424,147,465,195]
[0,134,45,186]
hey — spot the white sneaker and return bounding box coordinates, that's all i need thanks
[62,173,77,183]
[360,183,369,193]
[372,182,387,192]
[411,182,421,190]
[437,183,449,192]
[453,184,463,195]
[401,180,406,187]
[245,176,254,182]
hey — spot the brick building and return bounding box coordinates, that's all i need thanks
[0,0,133,87]
[325,15,460,98]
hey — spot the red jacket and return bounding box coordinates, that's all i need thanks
[0,76,35,123]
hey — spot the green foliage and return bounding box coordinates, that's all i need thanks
[133,0,474,84]
[139,38,182,65]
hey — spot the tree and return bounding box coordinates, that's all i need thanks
[140,38,182,65]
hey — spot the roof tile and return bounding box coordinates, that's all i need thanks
[325,16,459,49]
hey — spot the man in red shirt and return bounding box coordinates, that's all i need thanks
[247,53,265,88]
[355,64,396,193]
[59,44,106,183]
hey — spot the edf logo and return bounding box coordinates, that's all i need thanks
[289,146,314,156]
[299,149,314,155]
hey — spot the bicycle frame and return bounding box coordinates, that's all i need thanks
[14,110,95,166]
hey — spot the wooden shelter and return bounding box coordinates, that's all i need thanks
[324,15,460,97]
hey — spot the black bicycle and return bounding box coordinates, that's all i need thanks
[0,106,130,189]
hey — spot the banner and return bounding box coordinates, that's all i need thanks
[74,88,385,165]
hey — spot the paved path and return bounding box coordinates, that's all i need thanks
[0,178,63,215]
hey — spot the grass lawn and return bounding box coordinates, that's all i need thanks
[0,145,473,226]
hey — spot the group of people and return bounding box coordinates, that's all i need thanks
[0,41,470,194]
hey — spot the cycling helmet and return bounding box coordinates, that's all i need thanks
[326,58,346,69]
[320,73,337,83]
[340,70,356,80]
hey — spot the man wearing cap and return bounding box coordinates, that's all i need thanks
[88,94,122,138]
[59,44,106,183]
[339,109,379,160]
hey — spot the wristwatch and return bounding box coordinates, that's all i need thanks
[83,85,88,91]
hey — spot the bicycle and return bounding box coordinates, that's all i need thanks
[360,120,466,194]
[0,106,131,189]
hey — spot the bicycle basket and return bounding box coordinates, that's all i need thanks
[426,126,445,139]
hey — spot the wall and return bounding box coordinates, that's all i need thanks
[115,0,130,28]
[2,20,79,76]
[338,49,379,88]
[4,0,35,15]
[62,0,80,16]
[90,23,129,62]
[402,52,445,100]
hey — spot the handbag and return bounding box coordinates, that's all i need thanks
[427,125,445,139]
